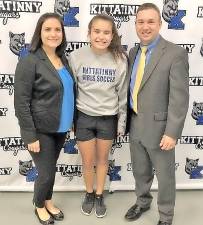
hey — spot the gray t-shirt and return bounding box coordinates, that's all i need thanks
[69,45,128,133]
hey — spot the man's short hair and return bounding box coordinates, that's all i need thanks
[136,3,161,20]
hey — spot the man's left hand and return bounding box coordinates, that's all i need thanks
[160,135,176,151]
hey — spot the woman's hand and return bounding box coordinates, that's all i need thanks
[27,140,40,153]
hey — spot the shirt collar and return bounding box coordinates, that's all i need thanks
[140,35,160,51]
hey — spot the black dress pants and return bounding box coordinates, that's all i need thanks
[29,132,66,208]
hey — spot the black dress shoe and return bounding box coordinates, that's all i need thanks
[125,204,150,221]
[34,209,54,225]
[46,208,64,221]
[157,220,172,225]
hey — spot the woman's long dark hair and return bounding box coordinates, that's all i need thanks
[29,13,67,56]
[88,14,126,60]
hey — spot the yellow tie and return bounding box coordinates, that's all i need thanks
[132,46,147,113]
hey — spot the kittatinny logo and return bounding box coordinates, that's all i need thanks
[177,44,195,53]
[197,6,203,18]
[111,134,129,154]
[180,136,203,150]
[189,77,203,86]
[0,0,42,25]
[127,162,179,172]
[90,4,139,28]
[0,167,12,175]
[65,41,128,56]
[0,74,14,95]
[0,137,27,156]
[0,107,8,116]
[134,42,194,53]
[56,164,82,181]
[65,41,89,55]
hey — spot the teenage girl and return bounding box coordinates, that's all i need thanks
[69,14,128,218]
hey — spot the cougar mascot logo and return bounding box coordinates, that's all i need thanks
[107,159,121,181]
[185,158,203,179]
[63,134,78,154]
[185,158,199,175]
[54,0,70,18]
[162,0,186,30]
[19,160,33,176]
[191,102,203,120]
[9,32,25,56]
[54,0,79,27]
[162,0,178,23]
[191,101,203,125]
[19,160,38,181]
[200,38,203,57]
[9,32,29,58]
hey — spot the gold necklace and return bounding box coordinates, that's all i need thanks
[49,55,62,68]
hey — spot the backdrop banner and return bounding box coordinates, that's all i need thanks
[0,0,203,191]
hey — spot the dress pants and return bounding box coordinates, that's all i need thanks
[29,132,66,208]
[129,128,175,223]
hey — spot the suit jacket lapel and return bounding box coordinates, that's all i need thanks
[139,37,166,92]
[35,48,61,82]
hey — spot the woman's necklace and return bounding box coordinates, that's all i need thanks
[48,55,63,69]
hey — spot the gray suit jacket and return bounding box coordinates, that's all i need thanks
[127,36,189,148]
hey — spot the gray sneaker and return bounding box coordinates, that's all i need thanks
[81,192,95,215]
[95,195,107,218]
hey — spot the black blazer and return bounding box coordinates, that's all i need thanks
[14,48,76,145]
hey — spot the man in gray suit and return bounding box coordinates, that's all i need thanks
[124,3,189,225]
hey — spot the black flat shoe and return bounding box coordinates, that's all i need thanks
[46,208,64,221]
[125,204,150,221]
[157,220,172,225]
[35,209,54,225]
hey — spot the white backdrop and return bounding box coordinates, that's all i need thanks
[0,0,203,191]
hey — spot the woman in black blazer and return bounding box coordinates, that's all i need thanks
[14,13,75,225]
